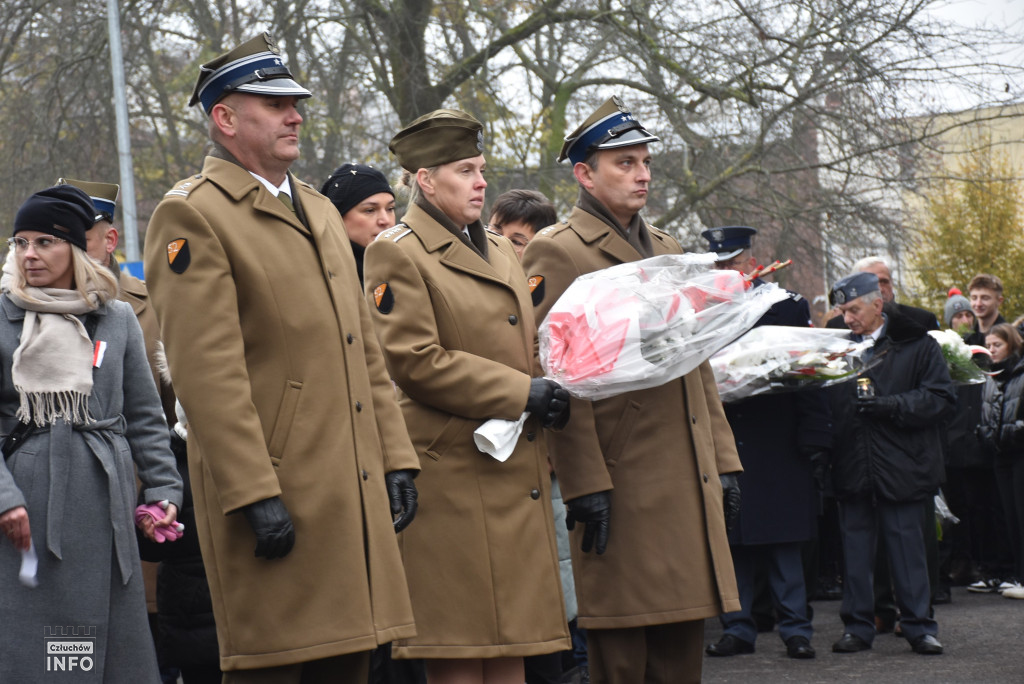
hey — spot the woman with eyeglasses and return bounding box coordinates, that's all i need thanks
[0,185,182,683]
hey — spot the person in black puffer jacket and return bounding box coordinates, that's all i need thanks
[978,323,1024,598]
[137,403,221,683]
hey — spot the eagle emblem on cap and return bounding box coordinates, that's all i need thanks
[711,229,725,242]
[612,95,627,112]
[476,130,484,152]
[263,31,281,54]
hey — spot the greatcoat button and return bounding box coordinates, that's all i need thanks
[530,489,541,500]
[691,414,697,424]
[362,470,369,480]
[526,432,536,442]
[347,333,354,344]
[355,401,363,412]
[508,314,518,325]
[703,473,709,483]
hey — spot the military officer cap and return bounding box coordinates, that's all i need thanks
[189,31,312,115]
[389,109,484,173]
[559,96,660,165]
[829,272,880,307]
[57,177,119,224]
[701,226,757,261]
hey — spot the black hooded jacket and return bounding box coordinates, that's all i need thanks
[828,305,956,502]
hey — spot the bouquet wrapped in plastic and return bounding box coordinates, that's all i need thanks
[711,326,877,403]
[537,253,790,400]
[927,329,991,384]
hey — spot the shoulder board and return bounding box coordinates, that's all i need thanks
[790,292,804,302]
[646,224,672,241]
[377,223,412,243]
[293,177,314,191]
[536,222,569,238]
[162,175,208,199]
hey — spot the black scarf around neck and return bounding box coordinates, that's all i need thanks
[577,188,653,259]
[415,194,489,262]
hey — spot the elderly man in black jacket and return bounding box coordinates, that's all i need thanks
[826,272,955,656]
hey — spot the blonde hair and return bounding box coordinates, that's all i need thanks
[402,166,438,206]
[6,245,119,303]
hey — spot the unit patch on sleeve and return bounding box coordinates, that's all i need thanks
[373,282,394,314]
[167,239,190,274]
[528,275,545,307]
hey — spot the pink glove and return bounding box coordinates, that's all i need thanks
[135,503,185,543]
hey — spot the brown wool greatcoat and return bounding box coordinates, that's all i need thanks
[520,206,742,629]
[118,268,176,615]
[363,202,570,659]
[144,156,418,671]
[119,270,177,426]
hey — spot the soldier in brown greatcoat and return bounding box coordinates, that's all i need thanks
[520,97,743,684]
[143,33,420,684]
[363,109,571,684]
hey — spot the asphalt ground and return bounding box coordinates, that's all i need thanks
[702,587,1024,683]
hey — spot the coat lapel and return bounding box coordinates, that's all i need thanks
[202,157,311,237]
[404,204,510,289]
[568,207,644,264]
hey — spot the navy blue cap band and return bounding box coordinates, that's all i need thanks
[568,113,643,165]
[198,53,299,113]
[90,196,116,220]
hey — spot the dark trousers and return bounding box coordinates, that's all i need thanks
[995,458,1024,581]
[873,495,939,621]
[838,498,937,644]
[221,651,370,684]
[721,542,812,644]
[944,466,1006,579]
[588,620,703,684]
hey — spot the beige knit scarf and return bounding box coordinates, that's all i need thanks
[3,281,102,426]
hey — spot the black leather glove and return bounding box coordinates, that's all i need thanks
[803,449,830,492]
[240,496,295,559]
[856,395,897,419]
[565,490,611,555]
[720,473,741,532]
[385,469,418,533]
[525,378,571,429]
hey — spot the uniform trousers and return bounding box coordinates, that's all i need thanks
[587,620,703,684]
[837,497,937,644]
[721,542,812,644]
[221,651,370,684]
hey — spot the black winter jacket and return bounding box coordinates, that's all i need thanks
[828,307,955,502]
[979,354,1024,463]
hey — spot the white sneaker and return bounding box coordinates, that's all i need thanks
[998,580,1021,594]
[968,579,1002,593]
[1003,585,1024,599]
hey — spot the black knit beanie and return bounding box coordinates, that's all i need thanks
[320,163,394,217]
[13,185,94,250]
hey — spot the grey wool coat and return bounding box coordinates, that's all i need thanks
[0,295,183,683]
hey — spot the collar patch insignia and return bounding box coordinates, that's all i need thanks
[167,238,190,274]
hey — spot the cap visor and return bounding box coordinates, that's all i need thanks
[714,248,744,261]
[236,78,312,99]
[596,128,659,150]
